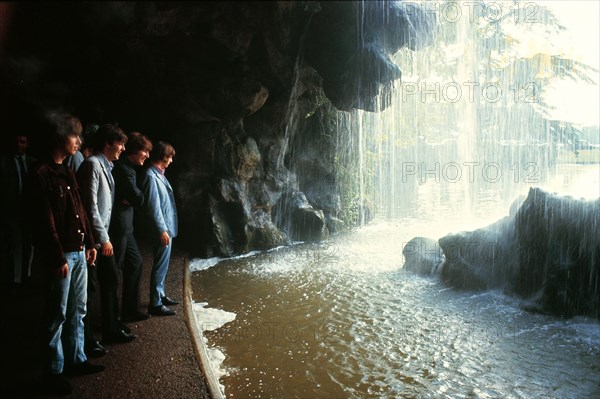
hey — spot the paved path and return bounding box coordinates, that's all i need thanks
[1,244,211,398]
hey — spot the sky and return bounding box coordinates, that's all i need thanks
[538,0,600,127]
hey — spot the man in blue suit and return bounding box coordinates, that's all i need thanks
[141,141,179,316]
[78,124,137,346]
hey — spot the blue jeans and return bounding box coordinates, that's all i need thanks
[47,250,88,374]
[150,239,172,307]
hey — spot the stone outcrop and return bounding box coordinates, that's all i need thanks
[305,1,435,111]
[437,196,524,291]
[402,236,444,276]
[513,188,599,317]
[403,189,599,318]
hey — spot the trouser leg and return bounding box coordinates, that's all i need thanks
[150,239,172,307]
[122,233,143,315]
[62,251,88,366]
[97,254,120,337]
[84,262,98,347]
[45,257,71,375]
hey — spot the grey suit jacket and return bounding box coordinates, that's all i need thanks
[77,154,115,245]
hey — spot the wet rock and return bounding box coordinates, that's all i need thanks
[427,189,599,318]
[246,208,286,251]
[209,192,249,257]
[278,191,329,243]
[402,237,444,276]
[514,187,600,318]
[305,1,435,111]
[324,215,345,234]
[438,213,518,291]
[234,136,261,181]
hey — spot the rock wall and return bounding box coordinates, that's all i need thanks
[0,1,434,257]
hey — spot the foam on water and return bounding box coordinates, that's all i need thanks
[191,230,600,398]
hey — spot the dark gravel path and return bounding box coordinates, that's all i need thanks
[1,243,211,399]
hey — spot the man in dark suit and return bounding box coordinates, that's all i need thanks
[0,133,37,291]
[111,132,153,322]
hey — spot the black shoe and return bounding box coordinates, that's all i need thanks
[85,340,108,358]
[41,373,71,396]
[65,361,105,376]
[161,296,180,306]
[102,329,137,344]
[149,304,176,316]
[122,310,151,322]
[118,321,132,334]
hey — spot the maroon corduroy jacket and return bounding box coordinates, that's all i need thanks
[27,161,95,269]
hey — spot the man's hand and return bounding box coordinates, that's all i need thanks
[101,241,113,257]
[160,231,170,247]
[86,248,97,266]
[57,263,69,279]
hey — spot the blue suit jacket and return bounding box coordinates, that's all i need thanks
[143,165,178,238]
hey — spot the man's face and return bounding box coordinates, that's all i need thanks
[128,149,150,166]
[106,140,126,161]
[164,155,173,169]
[15,135,29,156]
[65,134,81,156]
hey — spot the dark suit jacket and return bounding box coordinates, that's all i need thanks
[0,153,38,227]
[110,158,145,236]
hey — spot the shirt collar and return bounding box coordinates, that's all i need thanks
[99,153,114,171]
[154,164,165,175]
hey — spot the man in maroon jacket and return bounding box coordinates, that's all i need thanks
[27,113,104,396]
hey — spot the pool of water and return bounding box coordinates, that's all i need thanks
[190,164,600,398]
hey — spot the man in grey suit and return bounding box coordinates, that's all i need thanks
[78,124,136,346]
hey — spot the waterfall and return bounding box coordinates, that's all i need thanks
[455,2,478,215]
[332,0,599,228]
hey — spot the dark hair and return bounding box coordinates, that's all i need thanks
[125,132,153,155]
[150,141,175,162]
[92,123,127,153]
[46,112,83,149]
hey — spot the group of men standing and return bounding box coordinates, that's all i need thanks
[4,112,179,396]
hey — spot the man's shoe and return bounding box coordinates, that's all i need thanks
[102,329,137,344]
[65,361,105,376]
[122,311,151,322]
[161,296,180,306]
[118,321,132,334]
[149,304,176,316]
[85,341,108,358]
[41,373,71,396]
